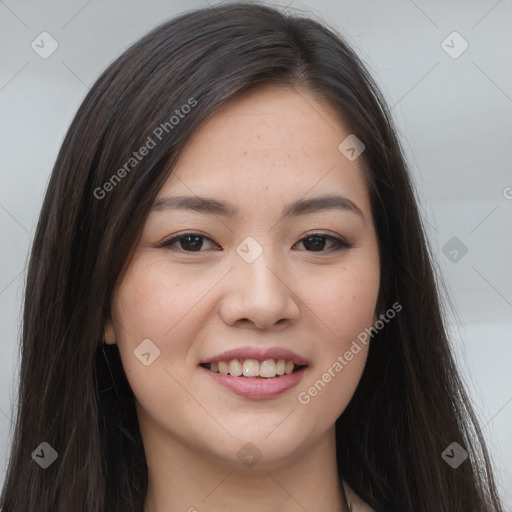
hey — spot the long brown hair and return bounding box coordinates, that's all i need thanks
[1,2,504,511]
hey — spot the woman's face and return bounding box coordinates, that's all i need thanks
[106,84,380,470]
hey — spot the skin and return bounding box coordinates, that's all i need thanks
[105,84,380,512]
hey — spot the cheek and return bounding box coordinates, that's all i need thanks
[115,261,170,325]
[109,260,203,429]
[297,343,368,433]
[303,258,380,346]
[295,256,379,417]
[113,257,201,341]
[110,257,198,379]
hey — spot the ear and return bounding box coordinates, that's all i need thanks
[104,314,117,345]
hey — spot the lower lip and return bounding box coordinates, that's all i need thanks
[200,366,308,399]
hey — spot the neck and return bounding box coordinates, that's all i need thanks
[140,417,349,512]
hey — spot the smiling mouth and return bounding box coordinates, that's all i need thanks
[200,359,307,379]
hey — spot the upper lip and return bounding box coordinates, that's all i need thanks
[199,346,309,366]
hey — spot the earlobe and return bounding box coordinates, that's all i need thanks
[103,317,117,345]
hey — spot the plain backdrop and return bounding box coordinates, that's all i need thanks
[0,0,511,507]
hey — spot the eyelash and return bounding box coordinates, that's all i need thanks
[158,231,353,254]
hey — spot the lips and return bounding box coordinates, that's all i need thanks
[198,346,309,399]
[199,347,308,366]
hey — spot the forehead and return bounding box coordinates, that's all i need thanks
[156,84,371,217]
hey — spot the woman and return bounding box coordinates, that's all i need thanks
[0,2,504,511]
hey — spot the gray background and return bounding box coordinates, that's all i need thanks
[1,0,511,506]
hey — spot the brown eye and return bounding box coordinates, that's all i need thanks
[160,233,218,252]
[296,233,352,253]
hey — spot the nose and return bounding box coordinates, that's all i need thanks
[219,245,300,330]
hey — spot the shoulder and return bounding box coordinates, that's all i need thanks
[343,480,377,512]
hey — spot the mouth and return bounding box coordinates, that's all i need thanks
[199,356,309,399]
[200,359,308,379]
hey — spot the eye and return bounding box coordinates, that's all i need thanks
[296,232,352,252]
[159,231,352,253]
[160,232,219,252]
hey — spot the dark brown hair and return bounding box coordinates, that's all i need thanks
[1,2,504,511]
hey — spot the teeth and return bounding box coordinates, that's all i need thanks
[243,359,260,377]
[259,359,276,378]
[228,359,243,377]
[206,358,302,378]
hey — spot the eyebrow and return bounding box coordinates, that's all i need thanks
[151,193,365,221]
